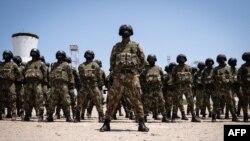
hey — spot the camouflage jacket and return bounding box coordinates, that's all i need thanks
[172,64,193,85]
[24,60,48,83]
[237,63,250,88]
[0,61,21,82]
[78,61,101,87]
[110,41,145,75]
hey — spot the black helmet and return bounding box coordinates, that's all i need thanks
[192,67,198,74]
[228,58,237,66]
[40,55,45,62]
[169,62,177,71]
[147,54,157,62]
[56,50,66,59]
[65,56,72,63]
[13,56,22,64]
[95,59,102,67]
[242,52,250,61]
[119,24,133,37]
[3,50,13,59]
[84,50,95,59]
[30,48,40,57]
[197,62,205,70]
[216,54,227,63]
[164,65,169,72]
[205,58,214,66]
[176,54,187,64]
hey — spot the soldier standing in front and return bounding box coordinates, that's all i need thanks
[100,24,149,132]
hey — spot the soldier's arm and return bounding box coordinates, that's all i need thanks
[66,64,74,89]
[41,62,48,84]
[137,44,146,72]
[13,63,21,82]
[96,64,102,88]
[110,46,116,71]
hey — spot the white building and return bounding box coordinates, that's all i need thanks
[12,33,39,62]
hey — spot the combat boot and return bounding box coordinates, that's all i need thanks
[211,114,216,122]
[100,119,111,132]
[196,110,200,118]
[0,113,2,120]
[11,113,16,121]
[129,112,135,120]
[144,115,147,122]
[98,112,104,123]
[81,109,85,120]
[224,112,229,119]
[191,113,201,122]
[119,109,124,116]
[112,113,117,120]
[162,115,171,123]
[232,114,239,122]
[38,115,43,122]
[46,114,53,122]
[244,113,249,122]
[6,113,12,118]
[208,111,212,118]
[125,111,129,118]
[138,118,149,132]
[87,111,92,118]
[181,111,188,120]
[216,111,221,119]
[24,115,30,121]
[167,111,171,119]
[74,111,81,122]
[65,111,73,122]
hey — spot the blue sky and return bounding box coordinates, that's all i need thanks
[0,0,249,72]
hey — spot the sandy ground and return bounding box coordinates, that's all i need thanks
[1,106,250,141]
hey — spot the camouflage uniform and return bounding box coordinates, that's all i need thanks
[23,59,47,121]
[141,64,169,122]
[15,63,25,117]
[47,60,74,122]
[213,59,238,121]
[0,60,20,120]
[172,55,200,122]
[237,52,250,122]
[77,60,103,122]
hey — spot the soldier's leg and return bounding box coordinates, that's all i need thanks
[34,83,44,122]
[211,91,221,122]
[241,88,249,122]
[184,89,201,122]
[195,88,204,117]
[61,84,72,122]
[69,90,76,119]
[157,90,170,122]
[86,99,94,118]
[8,83,17,121]
[0,89,4,120]
[23,84,32,121]
[223,90,238,122]
[91,87,104,122]
[75,89,84,122]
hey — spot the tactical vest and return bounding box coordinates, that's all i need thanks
[230,68,238,83]
[79,62,97,82]
[203,68,213,85]
[49,62,69,82]
[195,71,202,85]
[165,74,174,90]
[216,67,231,84]
[241,65,250,84]
[25,61,43,81]
[115,42,139,69]
[175,66,192,84]
[145,66,162,85]
[0,62,16,81]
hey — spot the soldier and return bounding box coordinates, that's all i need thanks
[172,54,201,122]
[141,54,170,122]
[193,62,205,117]
[201,58,213,118]
[212,54,239,122]
[13,56,25,118]
[227,58,242,118]
[0,51,20,120]
[65,56,79,119]
[100,24,149,132]
[23,48,47,122]
[237,52,250,122]
[76,50,104,122]
[86,59,106,118]
[46,51,74,122]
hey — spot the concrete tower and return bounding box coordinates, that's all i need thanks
[12,33,39,62]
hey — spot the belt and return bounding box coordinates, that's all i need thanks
[121,69,133,74]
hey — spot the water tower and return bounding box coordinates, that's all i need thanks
[69,45,80,68]
[12,33,39,62]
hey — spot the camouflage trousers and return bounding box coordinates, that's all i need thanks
[241,87,250,114]
[164,90,178,116]
[77,84,103,114]
[201,86,212,115]
[143,87,166,116]
[174,84,194,115]
[47,82,71,116]
[86,88,104,115]
[195,86,204,114]
[24,81,44,117]
[218,85,236,115]
[16,84,24,116]
[105,74,144,120]
[0,80,16,116]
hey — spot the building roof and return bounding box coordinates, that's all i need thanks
[12,33,39,39]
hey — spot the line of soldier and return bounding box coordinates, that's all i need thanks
[140,53,250,123]
[0,49,250,123]
[0,49,106,122]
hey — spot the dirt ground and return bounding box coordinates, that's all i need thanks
[1,106,249,141]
